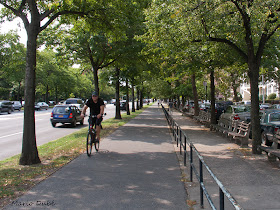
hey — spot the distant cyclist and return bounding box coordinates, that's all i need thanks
[81,91,105,143]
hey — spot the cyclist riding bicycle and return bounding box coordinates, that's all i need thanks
[81,91,105,143]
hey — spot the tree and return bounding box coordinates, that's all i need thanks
[144,0,280,154]
[0,31,25,100]
[0,0,92,165]
[187,0,280,153]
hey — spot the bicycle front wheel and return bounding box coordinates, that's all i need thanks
[93,131,99,152]
[86,132,92,157]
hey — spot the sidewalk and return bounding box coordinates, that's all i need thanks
[169,107,280,210]
[4,104,188,210]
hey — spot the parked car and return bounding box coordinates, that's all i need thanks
[64,98,84,111]
[50,105,84,127]
[48,101,56,106]
[215,101,234,120]
[35,102,49,110]
[219,105,251,123]
[183,100,194,112]
[0,100,13,114]
[260,109,280,146]
[271,104,280,109]
[120,100,127,111]
[199,102,211,112]
[12,101,22,111]
[260,103,272,110]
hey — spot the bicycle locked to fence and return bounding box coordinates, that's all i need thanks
[86,114,105,156]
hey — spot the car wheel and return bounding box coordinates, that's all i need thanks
[72,119,77,127]
[8,109,11,114]
[52,122,56,127]
[261,131,272,146]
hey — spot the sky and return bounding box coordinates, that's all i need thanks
[0,17,27,45]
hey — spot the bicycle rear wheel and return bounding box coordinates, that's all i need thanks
[86,132,92,157]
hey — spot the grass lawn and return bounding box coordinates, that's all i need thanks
[0,106,150,208]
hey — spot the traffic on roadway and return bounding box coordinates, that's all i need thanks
[0,104,117,161]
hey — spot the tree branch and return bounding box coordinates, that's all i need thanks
[40,10,86,32]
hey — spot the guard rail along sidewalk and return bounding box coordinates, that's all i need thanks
[162,105,242,210]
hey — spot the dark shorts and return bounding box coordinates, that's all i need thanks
[90,117,103,127]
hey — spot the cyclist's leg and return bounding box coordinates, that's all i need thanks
[95,117,103,141]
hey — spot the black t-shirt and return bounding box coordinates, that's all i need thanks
[86,97,105,115]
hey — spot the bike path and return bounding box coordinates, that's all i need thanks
[169,107,280,210]
[5,104,188,210]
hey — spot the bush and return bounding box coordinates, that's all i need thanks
[268,93,277,100]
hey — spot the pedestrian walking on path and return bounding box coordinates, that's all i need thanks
[5,104,188,210]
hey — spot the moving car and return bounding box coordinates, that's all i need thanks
[35,102,49,110]
[12,101,22,111]
[120,100,127,111]
[50,105,84,127]
[64,98,84,111]
[260,109,280,146]
[0,100,13,114]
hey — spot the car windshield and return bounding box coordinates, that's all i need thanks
[269,112,280,122]
[233,106,251,113]
[53,106,70,114]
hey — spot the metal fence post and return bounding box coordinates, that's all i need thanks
[220,188,225,210]
[190,146,193,182]
[180,129,182,154]
[184,136,187,166]
[176,126,179,147]
[200,160,204,208]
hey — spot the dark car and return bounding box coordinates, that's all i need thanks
[0,100,13,114]
[50,105,84,127]
[215,101,233,120]
[120,100,127,111]
[260,109,280,146]
[12,101,22,111]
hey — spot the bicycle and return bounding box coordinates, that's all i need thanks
[86,114,103,156]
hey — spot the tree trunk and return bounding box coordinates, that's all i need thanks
[131,82,135,112]
[126,78,130,115]
[19,21,41,165]
[136,88,140,110]
[191,73,199,116]
[45,84,49,103]
[140,89,143,109]
[87,43,99,93]
[249,61,261,154]
[210,70,216,124]
[115,67,121,119]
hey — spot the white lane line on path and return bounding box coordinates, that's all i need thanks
[0,132,23,140]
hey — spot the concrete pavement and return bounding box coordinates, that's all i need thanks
[4,104,188,210]
[4,103,280,210]
[169,107,280,210]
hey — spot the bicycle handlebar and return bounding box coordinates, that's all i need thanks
[89,113,106,118]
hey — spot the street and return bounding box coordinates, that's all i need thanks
[0,104,118,161]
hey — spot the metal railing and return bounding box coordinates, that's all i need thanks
[162,105,242,210]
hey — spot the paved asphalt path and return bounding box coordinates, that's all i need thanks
[5,104,188,210]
